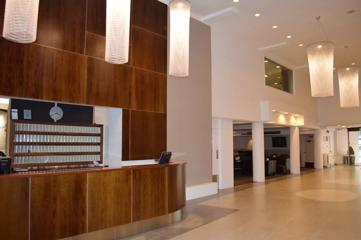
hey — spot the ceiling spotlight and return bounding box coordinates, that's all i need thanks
[346,67,350,71]
[264,60,269,63]
[254,13,261,17]
[286,35,292,39]
[317,44,323,49]
[272,25,278,29]
[274,82,279,85]
[276,66,280,69]
[298,43,304,47]
[265,74,268,78]
[233,0,239,2]
[352,62,356,66]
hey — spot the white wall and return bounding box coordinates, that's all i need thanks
[213,118,234,189]
[336,129,348,164]
[94,107,122,166]
[317,70,361,126]
[210,18,317,128]
[167,18,213,186]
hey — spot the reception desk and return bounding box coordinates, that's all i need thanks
[0,161,186,240]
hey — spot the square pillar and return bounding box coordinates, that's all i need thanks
[290,126,301,174]
[252,122,265,182]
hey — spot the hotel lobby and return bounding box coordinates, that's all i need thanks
[0,0,361,239]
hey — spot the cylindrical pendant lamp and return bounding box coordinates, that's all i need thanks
[307,42,335,97]
[2,0,40,43]
[338,67,359,108]
[169,0,191,77]
[105,0,131,64]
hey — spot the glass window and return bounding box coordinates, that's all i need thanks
[264,58,293,93]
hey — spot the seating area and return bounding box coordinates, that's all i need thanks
[234,150,290,185]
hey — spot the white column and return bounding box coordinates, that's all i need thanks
[290,126,301,174]
[314,129,323,169]
[252,122,265,182]
[216,119,234,189]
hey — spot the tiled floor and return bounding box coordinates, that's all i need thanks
[128,165,361,240]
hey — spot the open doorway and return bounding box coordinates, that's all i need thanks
[300,134,315,169]
[233,123,253,185]
[348,128,361,166]
[233,123,291,186]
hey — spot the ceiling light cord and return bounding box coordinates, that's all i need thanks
[315,16,329,42]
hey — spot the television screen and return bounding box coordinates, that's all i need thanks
[272,137,287,148]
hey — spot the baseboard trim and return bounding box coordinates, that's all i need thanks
[186,182,218,200]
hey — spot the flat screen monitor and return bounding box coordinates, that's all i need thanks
[272,137,287,148]
[159,152,172,164]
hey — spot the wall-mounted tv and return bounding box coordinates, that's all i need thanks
[272,136,287,148]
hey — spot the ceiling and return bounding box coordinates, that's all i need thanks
[161,0,361,68]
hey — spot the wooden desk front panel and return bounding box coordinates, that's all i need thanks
[30,174,87,240]
[87,169,132,232]
[0,177,29,240]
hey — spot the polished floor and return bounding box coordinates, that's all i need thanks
[129,166,361,240]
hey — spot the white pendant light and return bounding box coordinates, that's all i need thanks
[169,0,191,77]
[2,0,40,43]
[307,42,335,97]
[105,0,131,64]
[338,67,359,108]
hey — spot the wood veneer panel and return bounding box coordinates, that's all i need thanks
[85,32,105,59]
[132,0,168,36]
[0,39,26,98]
[34,45,87,104]
[122,109,131,160]
[86,0,106,36]
[37,0,86,53]
[0,40,86,102]
[86,57,132,108]
[0,0,4,34]
[31,174,87,240]
[168,164,186,213]
[131,68,166,112]
[132,27,167,74]
[129,111,166,160]
[88,170,132,231]
[132,167,167,221]
[0,177,29,240]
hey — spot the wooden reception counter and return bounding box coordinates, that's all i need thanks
[0,161,186,240]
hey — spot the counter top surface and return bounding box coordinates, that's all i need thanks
[0,161,186,178]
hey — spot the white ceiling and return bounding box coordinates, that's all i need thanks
[162,0,361,68]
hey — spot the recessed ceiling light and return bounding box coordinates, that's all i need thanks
[298,43,304,47]
[265,74,268,78]
[346,67,350,71]
[317,45,323,49]
[286,35,292,39]
[264,60,268,63]
[351,62,356,66]
[274,82,279,85]
[254,13,261,17]
[233,0,239,2]
[276,66,280,69]
[272,25,278,29]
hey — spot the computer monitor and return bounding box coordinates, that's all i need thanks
[159,152,172,164]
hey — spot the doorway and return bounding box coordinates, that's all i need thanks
[300,134,315,169]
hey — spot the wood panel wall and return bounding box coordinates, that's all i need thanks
[0,0,167,160]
